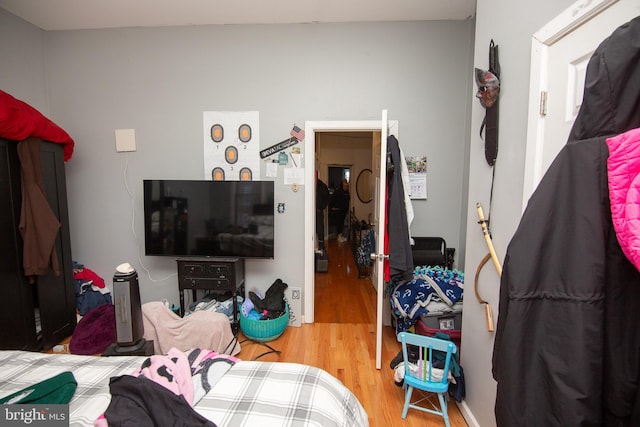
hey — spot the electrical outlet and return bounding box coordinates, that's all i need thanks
[286,287,302,327]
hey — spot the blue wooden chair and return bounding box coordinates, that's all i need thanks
[397,331,457,426]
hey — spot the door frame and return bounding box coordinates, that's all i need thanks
[522,0,618,209]
[303,119,398,324]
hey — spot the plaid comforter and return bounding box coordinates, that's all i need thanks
[0,351,368,427]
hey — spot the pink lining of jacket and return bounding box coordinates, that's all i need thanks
[607,127,640,271]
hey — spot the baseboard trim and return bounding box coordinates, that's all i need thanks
[455,400,482,427]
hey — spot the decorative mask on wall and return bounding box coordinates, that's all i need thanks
[474,68,500,109]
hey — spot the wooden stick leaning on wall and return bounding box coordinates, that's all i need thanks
[475,202,502,332]
[476,202,502,275]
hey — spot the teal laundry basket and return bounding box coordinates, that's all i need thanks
[240,304,289,342]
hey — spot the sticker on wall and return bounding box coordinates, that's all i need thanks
[225,146,238,164]
[259,137,298,159]
[278,152,288,165]
[210,124,224,142]
[239,167,252,181]
[238,124,252,143]
[203,111,260,180]
[212,167,225,181]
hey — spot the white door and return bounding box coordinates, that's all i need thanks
[371,110,389,370]
[522,0,638,208]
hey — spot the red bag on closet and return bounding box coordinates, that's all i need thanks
[0,90,74,161]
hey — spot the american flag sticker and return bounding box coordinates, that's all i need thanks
[290,125,305,141]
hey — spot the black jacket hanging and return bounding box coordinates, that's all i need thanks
[386,135,413,280]
[492,17,640,426]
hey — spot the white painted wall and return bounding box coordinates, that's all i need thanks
[0,10,48,115]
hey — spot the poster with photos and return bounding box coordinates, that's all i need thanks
[203,111,260,181]
[405,156,427,199]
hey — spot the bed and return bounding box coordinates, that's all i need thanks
[0,350,369,427]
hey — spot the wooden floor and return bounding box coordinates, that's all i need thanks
[237,237,467,427]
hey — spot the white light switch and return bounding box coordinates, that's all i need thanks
[115,129,136,152]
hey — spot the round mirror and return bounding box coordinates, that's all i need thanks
[356,169,373,203]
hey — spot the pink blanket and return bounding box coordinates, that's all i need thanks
[142,302,240,356]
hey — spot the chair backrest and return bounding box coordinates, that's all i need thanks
[412,237,446,253]
[397,332,457,387]
[411,237,447,268]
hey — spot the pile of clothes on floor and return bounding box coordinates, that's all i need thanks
[186,294,243,323]
[72,261,112,316]
[70,261,115,355]
[142,301,240,356]
[390,266,464,332]
[243,278,288,320]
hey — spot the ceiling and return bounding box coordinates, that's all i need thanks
[0,0,476,31]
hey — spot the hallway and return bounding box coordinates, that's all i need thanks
[314,237,375,324]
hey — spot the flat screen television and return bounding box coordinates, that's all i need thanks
[143,179,275,259]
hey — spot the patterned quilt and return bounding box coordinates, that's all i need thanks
[0,351,368,427]
[391,267,464,332]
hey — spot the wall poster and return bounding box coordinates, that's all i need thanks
[405,155,427,199]
[203,111,260,181]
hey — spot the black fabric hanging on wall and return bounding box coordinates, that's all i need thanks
[385,135,413,281]
[476,40,501,166]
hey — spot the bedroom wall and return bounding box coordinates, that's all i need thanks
[1,18,475,310]
[461,0,578,425]
[0,9,48,116]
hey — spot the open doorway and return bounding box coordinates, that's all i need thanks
[303,118,398,325]
[303,114,397,370]
[315,132,373,322]
[316,133,376,247]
